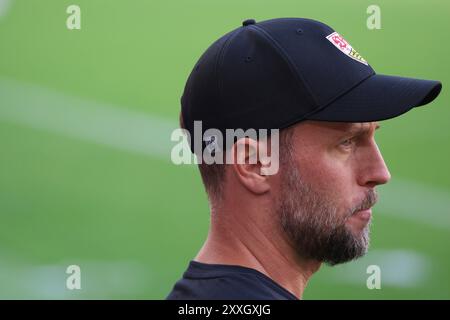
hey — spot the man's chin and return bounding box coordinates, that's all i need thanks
[322,227,371,266]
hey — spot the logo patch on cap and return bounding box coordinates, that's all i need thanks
[326,32,368,66]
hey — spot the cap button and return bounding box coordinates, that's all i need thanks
[242,19,256,26]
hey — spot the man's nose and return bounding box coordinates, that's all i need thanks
[358,141,391,188]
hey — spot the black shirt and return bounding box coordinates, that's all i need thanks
[166,260,298,300]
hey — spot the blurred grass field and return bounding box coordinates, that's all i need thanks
[0,0,449,299]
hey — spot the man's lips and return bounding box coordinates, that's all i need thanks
[352,208,372,221]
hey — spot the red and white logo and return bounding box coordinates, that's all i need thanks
[326,32,368,66]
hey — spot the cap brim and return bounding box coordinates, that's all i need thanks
[306,74,442,122]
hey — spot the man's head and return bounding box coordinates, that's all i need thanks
[179,17,441,266]
[181,114,389,264]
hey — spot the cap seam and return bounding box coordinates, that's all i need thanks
[250,24,319,108]
[216,28,244,112]
[305,71,376,117]
[276,72,377,130]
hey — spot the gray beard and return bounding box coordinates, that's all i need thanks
[277,161,376,266]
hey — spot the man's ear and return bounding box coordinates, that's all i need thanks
[230,137,271,195]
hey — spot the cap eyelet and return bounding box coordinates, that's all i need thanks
[296,28,304,35]
[245,56,253,63]
[242,19,256,26]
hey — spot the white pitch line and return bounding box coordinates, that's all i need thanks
[377,177,450,231]
[1,77,449,230]
[0,0,12,18]
[326,249,432,288]
[0,77,177,161]
[0,249,152,299]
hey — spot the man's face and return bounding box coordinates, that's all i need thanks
[275,121,391,265]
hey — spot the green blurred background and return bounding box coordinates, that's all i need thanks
[0,0,449,299]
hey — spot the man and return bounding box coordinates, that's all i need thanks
[166,18,442,300]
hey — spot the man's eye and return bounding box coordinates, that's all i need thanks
[340,138,355,148]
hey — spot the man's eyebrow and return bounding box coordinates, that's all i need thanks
[342,122,380,135]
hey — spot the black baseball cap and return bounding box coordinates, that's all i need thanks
[181,18,442,152]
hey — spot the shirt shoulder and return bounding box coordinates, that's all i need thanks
[166,261,297,300]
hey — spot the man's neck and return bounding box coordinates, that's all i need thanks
[194,211,321,299]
